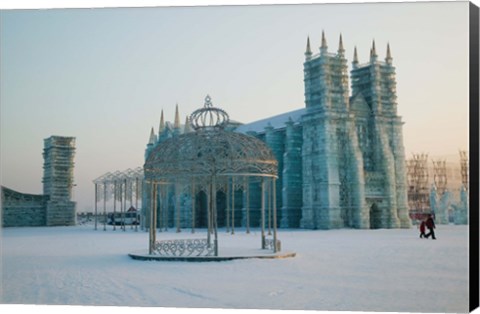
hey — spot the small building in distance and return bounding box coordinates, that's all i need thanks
[1,136,76,227]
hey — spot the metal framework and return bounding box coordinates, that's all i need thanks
[144,96,279,257]
[459,150,469,191]
[432,159,448,196]
[93,167,144,231]
[406,153,430,212]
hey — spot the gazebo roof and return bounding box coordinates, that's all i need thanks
[144,96,277,183]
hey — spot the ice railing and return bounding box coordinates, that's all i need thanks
[152,238,215,257]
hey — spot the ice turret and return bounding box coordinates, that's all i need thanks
[370,39,378,61]
[159,110,165,135]
[174,104,180,129]
[352,46,359,69]
[385,43,392,64]
[148,127,157,145]
[173,104,181,136]
[320,30,328,55]
[305,36,312,60]
[184,116,192,133]
[337,33,345,55]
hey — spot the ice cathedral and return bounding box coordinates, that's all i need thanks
[144,32,412,230]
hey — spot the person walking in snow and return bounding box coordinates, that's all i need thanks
[419,219,426,238]
[424,214,436,240]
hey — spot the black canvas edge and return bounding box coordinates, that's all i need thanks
[470,1,480,313]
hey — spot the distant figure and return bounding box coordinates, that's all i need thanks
[419,220,426,238]
[425,214,436,240]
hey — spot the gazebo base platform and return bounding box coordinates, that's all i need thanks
[128,250,296,262]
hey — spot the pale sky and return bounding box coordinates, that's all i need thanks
[0,0,471,211]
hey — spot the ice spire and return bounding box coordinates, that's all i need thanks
[320,30,328,54]
[184,116,192,133]
[148,127,156,145]
[385,42,392,64]
[352,46,359,69]
[174,104,180,129]
[337,33,345,55]
[305,36,312,60]
[370,39,377,61]
[159,110,165,134]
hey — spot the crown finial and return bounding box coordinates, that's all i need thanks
[205,95,213,108]
[190,95,230,130]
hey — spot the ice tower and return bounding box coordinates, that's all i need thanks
[43,136,76,226]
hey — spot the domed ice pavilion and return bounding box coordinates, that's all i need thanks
[142,95,283,258]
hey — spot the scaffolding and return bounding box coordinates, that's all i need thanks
[459,150,469,190]
[432,159,448,196]
[406,153,430,213]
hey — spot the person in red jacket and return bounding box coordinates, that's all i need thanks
[419,220,426,238]
[425,214,436,240]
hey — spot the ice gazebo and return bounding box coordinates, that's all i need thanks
[131,96,294,261]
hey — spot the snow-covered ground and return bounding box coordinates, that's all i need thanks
[0,224,470,313]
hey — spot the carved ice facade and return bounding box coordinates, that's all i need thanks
[144,33,412,230]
